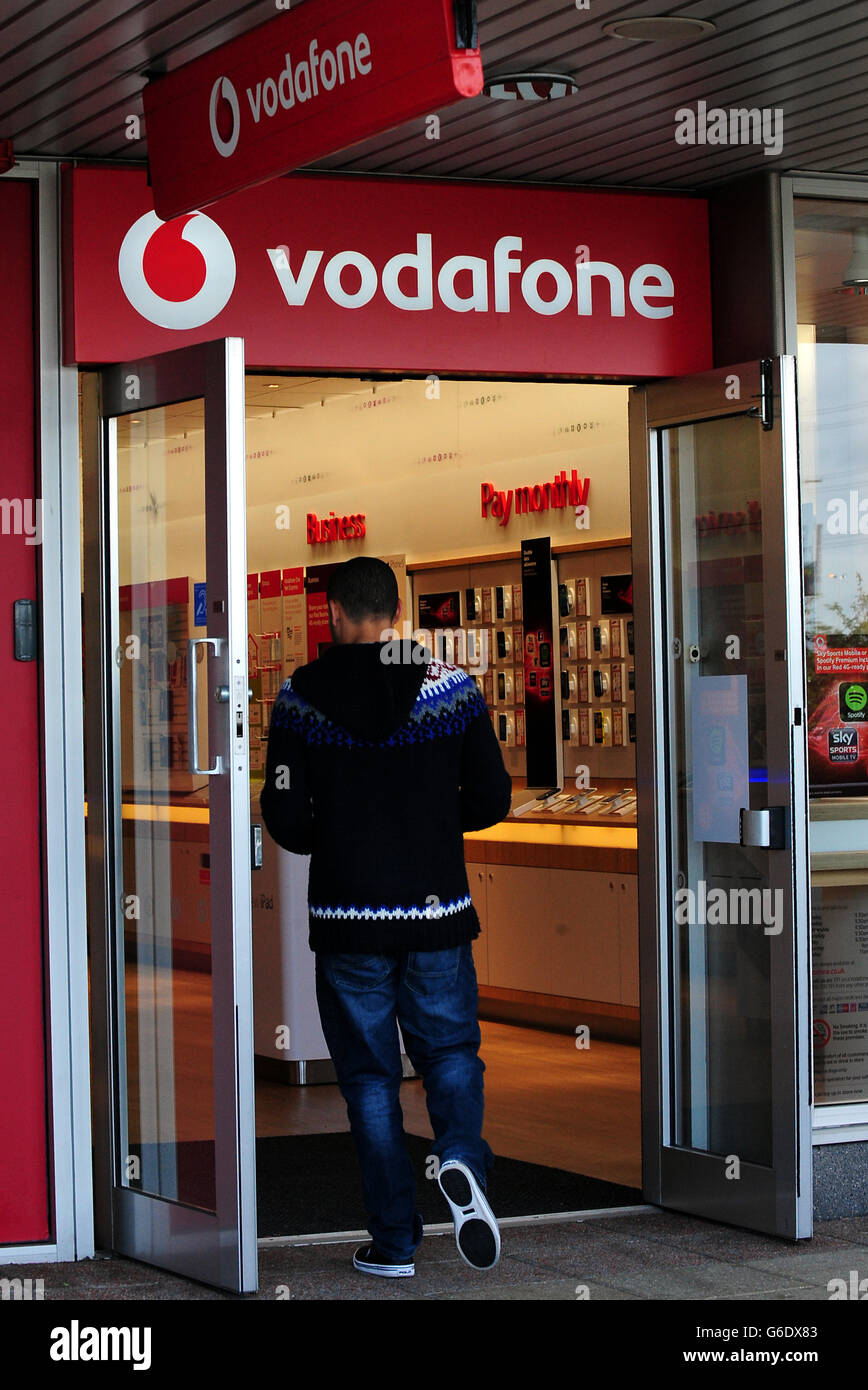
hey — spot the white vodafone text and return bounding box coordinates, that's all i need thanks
[266,234,675,318]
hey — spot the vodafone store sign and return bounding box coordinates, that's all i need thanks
[142,0,482,220]
[63,167,712,377]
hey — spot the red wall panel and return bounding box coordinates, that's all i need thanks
[0,179,49,1244]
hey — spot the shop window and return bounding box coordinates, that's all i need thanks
[795,197,868,1107]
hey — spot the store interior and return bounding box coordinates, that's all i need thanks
[101,373,644,1231]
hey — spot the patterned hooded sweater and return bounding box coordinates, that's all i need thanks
[260,638,512,953]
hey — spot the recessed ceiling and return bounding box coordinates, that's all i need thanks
[2,1,868,189]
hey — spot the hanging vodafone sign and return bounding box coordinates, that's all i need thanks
[143,0,482,221]
[62,167,712,377]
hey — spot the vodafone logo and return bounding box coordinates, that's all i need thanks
[209,76,240,158]
[118,211,237,329]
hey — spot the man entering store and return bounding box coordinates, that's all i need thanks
[260,556,513,1278]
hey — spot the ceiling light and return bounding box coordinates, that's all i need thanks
[484,72,578,101]
[602,16,716,42]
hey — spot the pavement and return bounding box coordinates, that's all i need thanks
[5,1206,868,1301]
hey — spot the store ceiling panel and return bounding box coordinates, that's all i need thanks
[2,0,867,188]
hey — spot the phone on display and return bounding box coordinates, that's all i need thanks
[539,642,551,667]
[627,620,635,655]
[558,584,570,616]
[593,625,602,652]
[561,671,570,699]
[528,671,537,688]
[497,672,506,699]
[496,630,507,658]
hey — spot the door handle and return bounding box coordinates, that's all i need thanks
[740,807,786,849]
[188,637,224,775]
[251,824,263,869]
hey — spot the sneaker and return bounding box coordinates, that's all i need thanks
[437,1159,501,1270]
[352,1244,415,1278]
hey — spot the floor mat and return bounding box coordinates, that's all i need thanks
[130,1135,642,1236]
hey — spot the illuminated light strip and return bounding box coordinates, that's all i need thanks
[464,824,637,850]
[84,802,210,825]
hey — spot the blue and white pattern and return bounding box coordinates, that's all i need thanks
[270,661,486,748]
[310,893,473,921]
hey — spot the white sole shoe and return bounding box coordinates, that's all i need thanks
[353,1244,415,1278]
[437,1159,501,1270]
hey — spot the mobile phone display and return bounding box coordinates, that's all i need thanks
[539,642,551,667]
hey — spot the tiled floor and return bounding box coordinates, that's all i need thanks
[7,1210,868,1301]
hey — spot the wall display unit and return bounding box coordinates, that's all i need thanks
[412,539,635,787]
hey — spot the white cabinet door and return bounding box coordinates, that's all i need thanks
[549,870,621,1004]
[485,865,553,993]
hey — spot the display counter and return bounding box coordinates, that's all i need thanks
[465,782,639,1041]
[109,770,640,1069]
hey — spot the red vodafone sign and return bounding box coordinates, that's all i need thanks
[63,167,712,377]
[143,0,482,220]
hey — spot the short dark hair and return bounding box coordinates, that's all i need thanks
[327,557,399,622]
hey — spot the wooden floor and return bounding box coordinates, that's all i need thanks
[256,1019,642,1188]
[124,968,642,1190]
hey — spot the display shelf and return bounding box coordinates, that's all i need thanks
[505,779,637,827]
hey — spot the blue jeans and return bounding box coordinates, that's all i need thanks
[314,941,493,1262]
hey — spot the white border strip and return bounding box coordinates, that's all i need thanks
[257,1205,656,1247]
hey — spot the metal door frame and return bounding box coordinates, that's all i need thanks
[630,357,812,1239]
[84,338,257,1291]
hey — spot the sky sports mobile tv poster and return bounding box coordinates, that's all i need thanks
[801,343,868,797]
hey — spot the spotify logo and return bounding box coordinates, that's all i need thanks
[839,682,868,722]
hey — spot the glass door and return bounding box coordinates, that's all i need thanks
[86,339,256,1291]
[630,358,812,1238]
